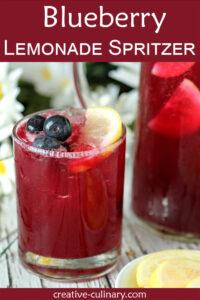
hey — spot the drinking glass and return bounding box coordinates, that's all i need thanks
[13,107,126,280]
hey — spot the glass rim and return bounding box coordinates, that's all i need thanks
[12,108,126,159]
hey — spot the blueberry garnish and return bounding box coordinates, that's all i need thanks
[44,115,72,141]
[32,136,60,149]
[27,115,45,133]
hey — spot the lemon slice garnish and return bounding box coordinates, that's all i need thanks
[136,249,200,288]
[149,258,200,288]
[187,276,200,288]
[82,107,123,148]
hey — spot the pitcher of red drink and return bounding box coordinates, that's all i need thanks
[132,62,200,238]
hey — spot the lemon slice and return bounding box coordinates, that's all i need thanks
[136,249,200,288]
[149,258,200,288]
[82,107,123,148]
[187,277,200,288]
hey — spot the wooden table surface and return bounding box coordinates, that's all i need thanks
[1,142,200,288]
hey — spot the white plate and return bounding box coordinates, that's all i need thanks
[115,256,145,288]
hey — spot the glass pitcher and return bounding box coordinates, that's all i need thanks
[132,62,200,238]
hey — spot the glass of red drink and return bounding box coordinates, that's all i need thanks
[132,62,200,238]
[13,107,126,280]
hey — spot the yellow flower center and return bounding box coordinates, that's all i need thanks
[0,161,6,175]
[0,82,4,100]
[40,67,52,81]
[61,79,69,88]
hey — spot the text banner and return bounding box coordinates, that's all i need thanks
[0,0,199,61]
[1,288,200,300]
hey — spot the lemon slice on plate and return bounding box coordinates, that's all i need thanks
[116,250,200,288]
[187,276,200,288]
[149,258,200,288]
[136,249,200,288]
[82,107,123,148]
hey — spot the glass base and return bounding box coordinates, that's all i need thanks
[134,214,200,242]
[19,248,120,281]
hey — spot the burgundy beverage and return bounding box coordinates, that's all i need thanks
[13,107,126,280]
[133,62,200,237]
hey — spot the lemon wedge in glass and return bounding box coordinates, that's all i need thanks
[82,107,123,148]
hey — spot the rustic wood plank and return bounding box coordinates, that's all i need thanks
[41,273,110,288]
[0,239,10,288]
[5,238,43,288]
[130,219,200,252]
[0,193,42,287]
[0,194,17,240]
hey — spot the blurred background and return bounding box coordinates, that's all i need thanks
[0,62,140,198]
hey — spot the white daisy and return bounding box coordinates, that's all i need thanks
[85,84,139,126]
[116,89,139,125]
[51,85,76,108]
[0,138,12,159]
[11,62,76,107]
[0,63,23,142]
[109,62,141,88]
[89,84,120,107]
[77,63,140,125]
[0,158,15,196]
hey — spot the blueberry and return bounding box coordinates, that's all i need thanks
[44,115,72,141]
[27,115,45,133]
[32,135,60,149]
